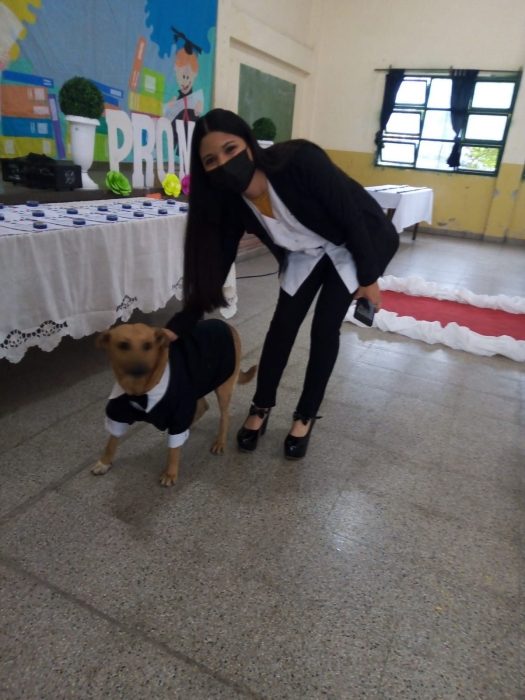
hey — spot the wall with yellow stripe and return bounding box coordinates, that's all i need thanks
[327,149,525,243]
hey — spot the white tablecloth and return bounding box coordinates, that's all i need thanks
[0,198,237,363]
[365,185,434,233]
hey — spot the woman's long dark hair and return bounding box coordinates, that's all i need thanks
[183,108,314,313]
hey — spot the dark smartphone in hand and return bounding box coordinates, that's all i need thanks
[354,297,375,327]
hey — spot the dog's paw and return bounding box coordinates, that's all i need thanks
[91,460,112,475]
[159,471,178,487]
[210,439,226,455]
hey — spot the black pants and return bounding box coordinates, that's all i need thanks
[252,255,354,417]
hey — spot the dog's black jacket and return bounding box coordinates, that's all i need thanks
[105,319,235,438]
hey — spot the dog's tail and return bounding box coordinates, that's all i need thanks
[238,364,257,385]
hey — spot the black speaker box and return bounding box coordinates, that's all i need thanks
[1,153,82,191]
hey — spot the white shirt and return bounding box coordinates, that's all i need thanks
[104,364,189,448]
[243,182,358,297]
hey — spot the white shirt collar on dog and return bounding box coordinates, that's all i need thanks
[107,363,171,413]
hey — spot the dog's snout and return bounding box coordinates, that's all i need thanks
[127,363,149,377]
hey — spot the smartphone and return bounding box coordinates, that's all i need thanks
[353,297,375,327]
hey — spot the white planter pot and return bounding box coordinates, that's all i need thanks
[257,140,274,149]
[66,115,100,189]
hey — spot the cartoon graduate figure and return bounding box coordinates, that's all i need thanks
[164,27,204,155]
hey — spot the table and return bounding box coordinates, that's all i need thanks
[365,185,434,240]
[0,197,237,363]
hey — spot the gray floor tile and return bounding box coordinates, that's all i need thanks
[0,562,253,700]
[1,236,524,698]
[379,575,521,700]
[0,400,109,519]
[0,370,111,452]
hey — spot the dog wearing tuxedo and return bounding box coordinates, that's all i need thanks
[92,320,256,486]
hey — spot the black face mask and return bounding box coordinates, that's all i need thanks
[206,149,256,194]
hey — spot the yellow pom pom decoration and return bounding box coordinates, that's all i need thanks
[162,174,181,197]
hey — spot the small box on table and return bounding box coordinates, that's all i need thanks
[1,153,81,191]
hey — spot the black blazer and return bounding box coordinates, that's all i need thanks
[224,142,399,285]
[169,142,399,336]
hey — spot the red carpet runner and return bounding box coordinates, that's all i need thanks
[381,290,525,340]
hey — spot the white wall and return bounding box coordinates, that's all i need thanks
[233,0,317,45]
[311,0,525,162]
[214,0,322,136]
[214,0,525,163]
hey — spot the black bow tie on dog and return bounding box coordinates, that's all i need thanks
[129,394,148,410]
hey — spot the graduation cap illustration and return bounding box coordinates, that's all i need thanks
[171,26,202,55]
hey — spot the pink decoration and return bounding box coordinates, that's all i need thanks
[181,174,191,196]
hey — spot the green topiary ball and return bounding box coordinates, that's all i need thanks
[252,117,277,141]
[58,76,104,120]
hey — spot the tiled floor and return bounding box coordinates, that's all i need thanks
[0,232,523,699]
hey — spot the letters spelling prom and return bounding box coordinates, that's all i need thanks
[106,110,194,189]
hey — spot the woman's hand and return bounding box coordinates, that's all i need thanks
[163,328,179,342]
[355,281,381,310]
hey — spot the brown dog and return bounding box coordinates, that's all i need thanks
[92,320,256,486]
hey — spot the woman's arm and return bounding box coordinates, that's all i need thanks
[290,144,397,286]
[165,306,202,337]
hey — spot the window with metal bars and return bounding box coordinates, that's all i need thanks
[375,70,521,175]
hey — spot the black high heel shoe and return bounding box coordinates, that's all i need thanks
[284,411,320,460]
[237,404,271,452]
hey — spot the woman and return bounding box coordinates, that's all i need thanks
[167,108,399,459]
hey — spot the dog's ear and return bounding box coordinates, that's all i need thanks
[95,331,111,349]
[155,328,177,347]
